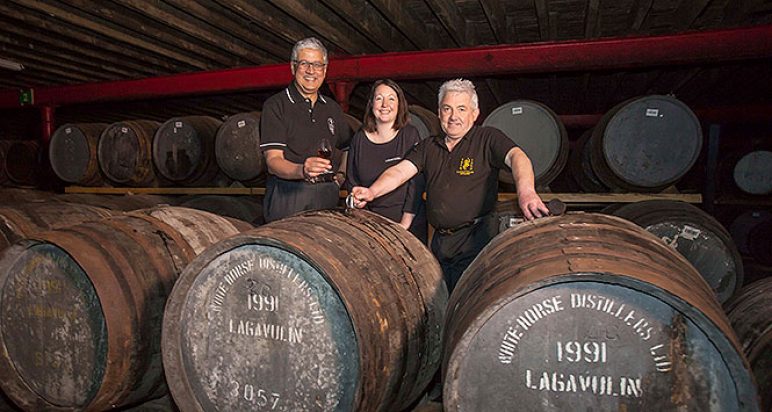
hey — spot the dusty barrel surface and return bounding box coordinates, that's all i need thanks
[49,123,108,186]
[98,120,161,187]
[0,201,114,251]
[162,209,447,412]
[54,193,176,211]
[153,116,223,186]
[0,207,252,411]
[408,105,442,140]
[590,95,702,192]
[609,200,743,303]
[482,100,568,188]
[443,213,758,412]
[178,195,263,225]
[568,130,607,192]
[726,278,772,412]
[1,140,39,187]
[732,150,772,195]
[215,112,265,184]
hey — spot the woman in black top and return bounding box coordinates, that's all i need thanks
[346,79,428,242]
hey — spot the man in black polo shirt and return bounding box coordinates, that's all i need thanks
[351,78,548,291]
[260,37,351,222]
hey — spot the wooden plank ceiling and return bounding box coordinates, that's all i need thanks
[0,0,770,127]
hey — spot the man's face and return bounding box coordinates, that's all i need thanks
[292,48,326,97]
[439,91,479,140]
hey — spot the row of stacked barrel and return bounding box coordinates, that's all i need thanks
[49,106,442,189]
[0,140,39,188]
[487,94,772,196]
[0,191,769,411]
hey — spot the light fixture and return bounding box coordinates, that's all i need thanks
[0,58,24,71]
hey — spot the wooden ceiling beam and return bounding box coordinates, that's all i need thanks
[585,0,600,38]
[114,0,274,65]
[478,0,507,43]
[0,2,191,73]
[317,0,416,51]
[368,0,448,49]
[0,23,157,77]
[218,0,318,49]
[629,0,654,32]
[11,0,216,69]
[534,0,551,40]
[165,0,290,60]
[672,0,711,30]
[424,0,472,47]
[0,31,141,79]
[264,0,379,54]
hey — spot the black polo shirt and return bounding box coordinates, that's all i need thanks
[405,125,516,230]
[259,83,351,172]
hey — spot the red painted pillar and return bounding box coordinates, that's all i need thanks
[329,81,357,113]
[40,105,55,147]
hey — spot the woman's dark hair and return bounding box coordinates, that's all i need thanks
[362,79,409,133]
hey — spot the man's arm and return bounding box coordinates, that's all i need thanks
[505,147,549,220]
[350,160,419,208]
[265,149,332,181]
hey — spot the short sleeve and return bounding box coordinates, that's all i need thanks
[403,138,428,172]
[487,127,517,169]
[259,97,288,152]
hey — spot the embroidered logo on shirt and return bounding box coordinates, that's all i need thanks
[457,158,475,175]
[327,118,335,135]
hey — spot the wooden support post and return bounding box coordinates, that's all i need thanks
[40,105,55,147]
[704,124,721,213]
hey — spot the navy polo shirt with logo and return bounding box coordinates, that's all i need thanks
[258,83,352,222]
[260,83,351,166]
[404,125,516,230]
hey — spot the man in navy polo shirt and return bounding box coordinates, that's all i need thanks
[260,37,351,222]
[351,78,548,291]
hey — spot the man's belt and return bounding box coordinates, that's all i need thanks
[436,215,488,236]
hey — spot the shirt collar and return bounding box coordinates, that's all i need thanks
[287,82,326,105]
[433,126,476,151]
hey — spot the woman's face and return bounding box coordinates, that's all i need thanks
[372,84,399,125]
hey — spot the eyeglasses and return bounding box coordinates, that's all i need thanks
[293,60,327,71]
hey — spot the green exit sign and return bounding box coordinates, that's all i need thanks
[19,89,33,105]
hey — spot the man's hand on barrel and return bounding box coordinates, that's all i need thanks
[349,187,373,209]
[518,190,550,220]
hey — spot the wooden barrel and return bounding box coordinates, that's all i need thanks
[409,105,442,140]
[482,100,568,188]
[162,209,447,411]
[726,277,772,412]
[1,140,39,187]
[0,202,114,251]
[590,95,702,192]
[609,200,743,303]
[748,219,772,266]
[443,213,758,411]
[0,189,54,205]
[0,389,20,411]
[153,116,223,186]
[49,123,108,186]
[178,195,264,225]
[732,150,772,195]
[0,207,252,411]
[730,210,772,259]
[54,193,176,211]
[568,129,608,193]
[215,112,265,184]
[98,120,161,187]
